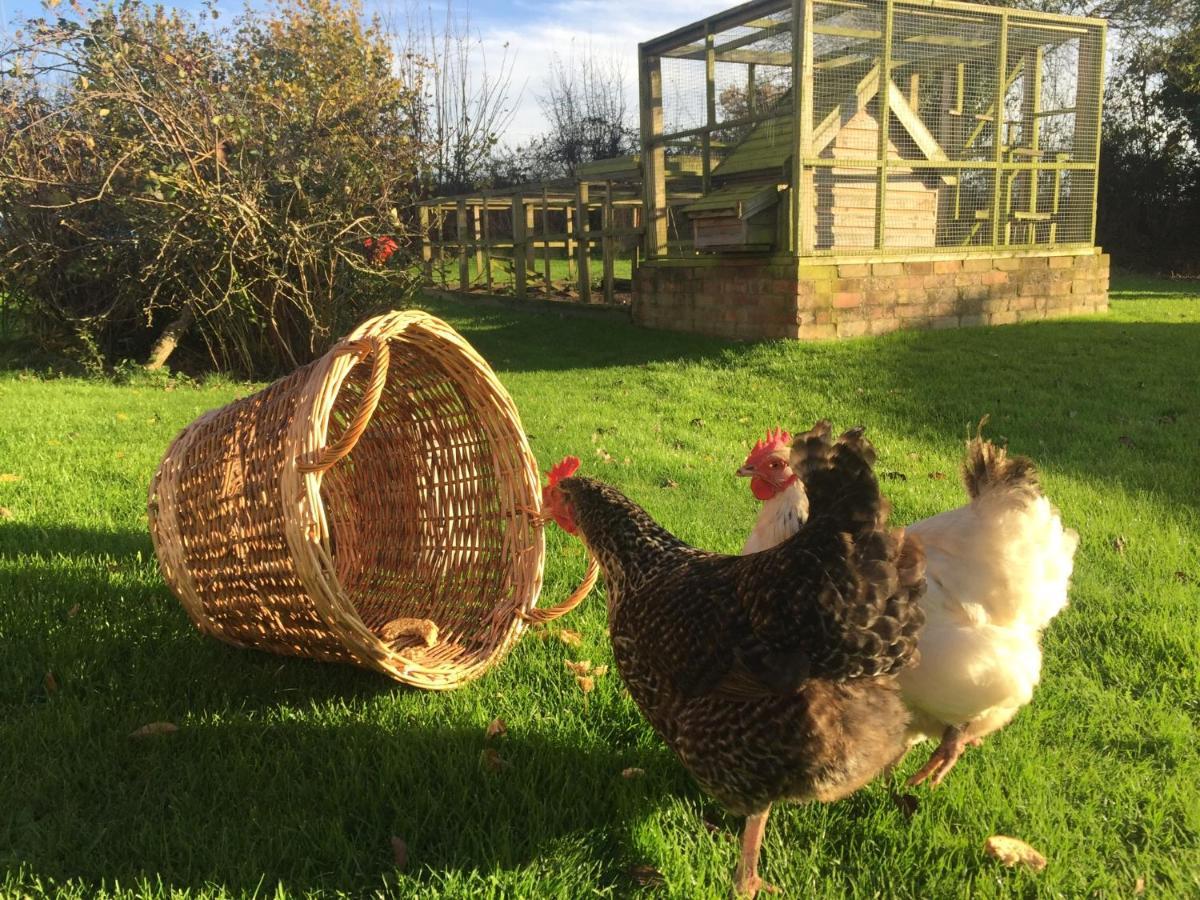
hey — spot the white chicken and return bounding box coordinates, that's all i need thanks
[737,425,1079,786]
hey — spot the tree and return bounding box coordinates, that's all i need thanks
[0,0,429,375]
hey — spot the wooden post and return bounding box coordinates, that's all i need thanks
[419,205,432,283]
[455,198,469,290]
[575,181,592,304]
[602,180,616,305]
[990,11,1010,248]
[471,205,484,283]
[512,193,527,300]
[703,26,715,194]
[631,204,641,279]
[793,0,814,256]
[1076,24,1106,244]
[874,0,895,252]
[747,62,757,114]
[481,194,493,292]
[639,50,668,258]
[542,187,552,289]
[525,200,537,286]
[565,203,577,280]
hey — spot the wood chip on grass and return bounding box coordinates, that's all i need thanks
[984,835,1047,872]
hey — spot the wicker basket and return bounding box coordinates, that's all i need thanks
[147,310,595,689]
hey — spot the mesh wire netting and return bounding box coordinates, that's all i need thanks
[646,0,1104,256]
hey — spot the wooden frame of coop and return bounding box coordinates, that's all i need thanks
[634,0,1110,339]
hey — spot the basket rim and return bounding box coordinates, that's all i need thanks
[279,310,548,688]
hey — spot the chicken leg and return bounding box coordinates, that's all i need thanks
[907,724,982,787]
[734,806,775,897]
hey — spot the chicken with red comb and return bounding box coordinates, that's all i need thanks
[539,424,925,896]
[737,427,807,555]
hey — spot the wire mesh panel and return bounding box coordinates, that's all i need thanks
[640,0,1104,259]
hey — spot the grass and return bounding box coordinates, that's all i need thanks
[1,274,1198,898]
[428,256,634,293]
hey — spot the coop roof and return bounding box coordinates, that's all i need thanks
[713,67,952,180]
[682,182,785,219]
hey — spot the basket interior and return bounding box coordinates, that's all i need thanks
[317,328,536,673]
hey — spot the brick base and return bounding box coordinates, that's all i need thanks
[632,251,1110,340]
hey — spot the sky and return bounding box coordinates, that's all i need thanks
[0,0,734,144]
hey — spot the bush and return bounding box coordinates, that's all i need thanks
[0,0,428,376]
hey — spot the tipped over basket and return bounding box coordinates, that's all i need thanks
[148,310,595,689]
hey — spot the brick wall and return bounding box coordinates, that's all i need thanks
[632,251,1110,340]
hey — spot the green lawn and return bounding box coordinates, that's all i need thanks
[1,276,1197,898]
[428,256,634,293]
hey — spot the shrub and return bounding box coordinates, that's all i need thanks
[0,0,429,376]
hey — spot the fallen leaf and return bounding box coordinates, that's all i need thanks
[984,835,1047,872]
[0,507,11,519]
[1118,435,1135,448]
[928,471,947,480]
[907,452,921,460]
[485,717,507,740]
[380,617,438,647]
[130,721,178,738]
[576,675,595,694]
[690,418,705,428]
[880,471,907,481]
[1157,413,1177,426]
[0,474,21,483]
[661,478,679,489]
[115,413,128,421]
[479,748,509,773]
[564,659,592,676]
[1134,876,1146,894]
[557,629,583,648]
[1068,409,1078,418]
[595,447,614,464]
[671,439,685,450]
[44,671,59,695]
[628,864,665,887]
[1175,571,1193,584]
[390,835,408,870]
[1111,536,1128,554]
[66,603,80,618]
[115,451,126,460]
[592,665,609,677]
[621,767,645,779]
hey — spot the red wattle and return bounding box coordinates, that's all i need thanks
[751,476,778,501]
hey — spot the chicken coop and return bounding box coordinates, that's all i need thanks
[419,0,1109,340]
[634,0,1109,339]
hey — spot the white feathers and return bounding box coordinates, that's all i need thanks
[742,480,808,555]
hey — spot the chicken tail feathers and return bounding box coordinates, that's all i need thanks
[962,432,1041,502]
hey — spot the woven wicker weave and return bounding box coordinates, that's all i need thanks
[148,310,595,689]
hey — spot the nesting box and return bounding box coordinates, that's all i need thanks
[148,310,594,689]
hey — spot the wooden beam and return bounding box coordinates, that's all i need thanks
[542,187,552,289]
[471,205,483,282]
[876,0,895,251]
[703,27,715,193]
[639,51,668,258]
[512,194,527,299]
[602,181,616,305]
[793,0,812,255]
[575,181,592,303]
[455,199,469,290]
[419,205,432,282]
[481,192,493,291]
[991,11,1009,247]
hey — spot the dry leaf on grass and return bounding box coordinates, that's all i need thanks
[44,672,59,695]
[1111,536,1128,554]
[66,603,80,619]
[1134,876,1146,894]
[592,665,609,677]
[576,675,595,694]
[0,474,21,483]
[0,507,11,519]
[928,471,947,481]
[480,748,509,773]
[984,835,1047,872]
[130,722,178,738]
[564,659,592,676]
[1118,435,1135,448]
[390,835,408,870]
[661,478,679,489]
[485,717,507,740]
[621,767,645,779]
[557,629,583,648]
[628,864,665,887]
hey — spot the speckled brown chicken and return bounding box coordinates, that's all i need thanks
[541,422,927,897]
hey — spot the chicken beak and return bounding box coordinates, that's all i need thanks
[736,464,755,478]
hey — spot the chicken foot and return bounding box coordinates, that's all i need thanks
[907,724,982,788]
[734,806,778,897]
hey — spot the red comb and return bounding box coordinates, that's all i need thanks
[546,455,581,486]
[743,427,793,468]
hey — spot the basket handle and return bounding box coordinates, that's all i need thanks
[519,555,600,625]
[298,336,390,475]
